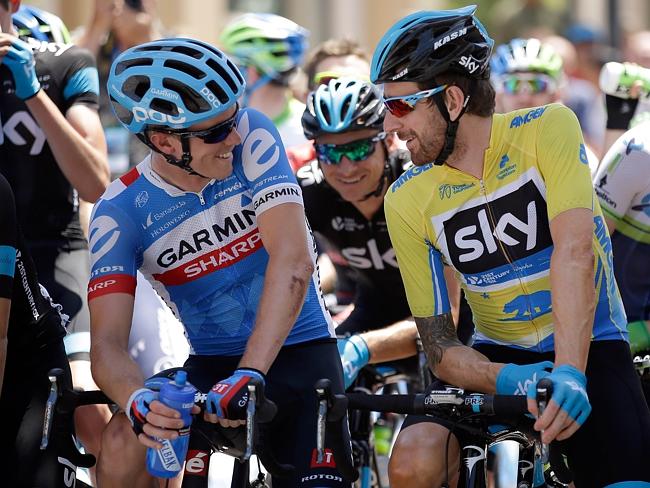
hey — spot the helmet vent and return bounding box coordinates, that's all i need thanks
[115,58,153,76]
[169,45,203,59]
[163,59,206,79]
[123,75,150,102]
[205,80,229,105]
[162,78,210,113]
[150,98,179,116]
[206,58,238,94]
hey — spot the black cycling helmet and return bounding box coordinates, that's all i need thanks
[371,5,494,166]
[371,5,493,83]
[302,77,385,140]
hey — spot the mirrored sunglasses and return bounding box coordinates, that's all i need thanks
[314,133,387,165]
[382,85,448,118]
[159,104,239,144]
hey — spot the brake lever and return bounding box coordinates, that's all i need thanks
[535,377,553,464]
[41,368,64,450]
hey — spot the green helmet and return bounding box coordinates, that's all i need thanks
[491,38,563,80]
[220,13,309,84]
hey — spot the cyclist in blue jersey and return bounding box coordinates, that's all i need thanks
[88,38,350,487]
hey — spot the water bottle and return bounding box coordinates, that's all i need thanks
[146,370,196,478]
[599,62,650,99]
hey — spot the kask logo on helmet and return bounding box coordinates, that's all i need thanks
[434,27,468,50]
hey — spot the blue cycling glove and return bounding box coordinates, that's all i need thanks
[337,335,370,389]
[126,387,157,437]
[543,364,591,426]
[206,368,265,420]
[1,36,41,100]
[496,361,553,396]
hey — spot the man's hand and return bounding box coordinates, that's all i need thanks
[205,369,265,428]
[528,364,591,443]
[0,35,41,100]
[337,335,371,389]
[495,361,553,396]
[126,388,197,449]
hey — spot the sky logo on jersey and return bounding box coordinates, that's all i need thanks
[443,180,553,274]
[0,111,46,155]
[509,106,546,129]
[237,111,281,181]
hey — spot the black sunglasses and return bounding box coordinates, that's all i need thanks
[159,104,239,144]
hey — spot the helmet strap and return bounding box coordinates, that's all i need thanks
[431,79,475,166]
[243,72,273,106]
[357,141,391,202]
[137,132,209,178]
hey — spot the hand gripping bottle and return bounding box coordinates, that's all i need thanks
[146,370,196,478]
[599,62,650,99]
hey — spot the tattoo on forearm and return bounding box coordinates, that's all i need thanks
[415,313,461,373]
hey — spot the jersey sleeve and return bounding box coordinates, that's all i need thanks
[593,127,650,221]
[0,174,17,299]
[87,199,140,301]
[59,45,100,112]
[234,108,304,215]
[384,190,450,317]
[536,104,594,220]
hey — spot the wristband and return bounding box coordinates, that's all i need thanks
[605,94,639,130]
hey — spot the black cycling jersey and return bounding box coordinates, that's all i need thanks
[0,173,66,350]
[0,39,99,250]
[297,150,412,325]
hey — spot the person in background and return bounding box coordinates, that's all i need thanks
[220,12,309,148]
[491,37,600,170]
[1,1,111,480]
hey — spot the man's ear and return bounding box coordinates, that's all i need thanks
[10,0,21,14]
[148,131,179,158]
[384,131,400,153]
[444,85,467,122]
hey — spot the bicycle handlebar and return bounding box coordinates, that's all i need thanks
[315,377,571,485]
[42,367,293,479]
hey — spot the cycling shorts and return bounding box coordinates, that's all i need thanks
[30,245,91,360]
[401,340,650,486]
[183,339,352,488]
[0,332,75,487]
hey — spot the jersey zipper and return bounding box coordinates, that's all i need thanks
[478,179,543,350]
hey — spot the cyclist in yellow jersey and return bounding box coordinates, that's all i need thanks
[371,6,650,488]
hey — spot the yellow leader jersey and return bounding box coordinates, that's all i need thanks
[385,103,627,352]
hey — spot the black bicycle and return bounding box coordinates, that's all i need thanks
[315,377,572,488]
[41,367,293,488]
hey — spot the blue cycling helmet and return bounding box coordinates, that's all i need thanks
[371,5,493,84]
[491,38,563,80]
[302,77,385,140]
[108,37,245,134]
[12,5,72,44]
[108,38,245,174]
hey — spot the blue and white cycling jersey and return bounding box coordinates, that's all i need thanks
[88,108,334,355]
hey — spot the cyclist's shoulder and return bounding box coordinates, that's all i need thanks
[501,102,570,132]
[30,39,95,67]
[387,161,437,202]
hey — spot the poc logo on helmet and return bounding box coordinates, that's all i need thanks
[132,107,187,125]
[200,86,221,109]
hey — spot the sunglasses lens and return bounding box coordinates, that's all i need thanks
[316,139,375,165]
[503,76,551,95]
[199,118,236,144]
[384,99,414,118]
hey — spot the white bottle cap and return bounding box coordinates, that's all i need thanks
[599,62,626,97]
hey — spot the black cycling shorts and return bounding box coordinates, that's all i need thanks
[30,245,91,360]
[0,335,75,487]
[401,340,650,487]
[182,339,353,488]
